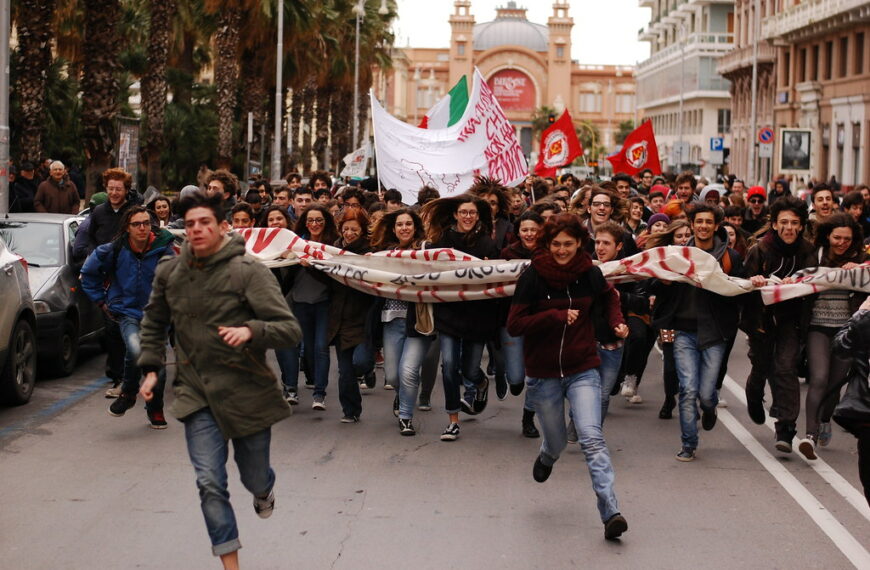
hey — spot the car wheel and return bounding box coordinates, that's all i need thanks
[0,319,38,405]
[47,319,79,377]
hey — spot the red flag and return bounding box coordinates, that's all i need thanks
[606,120,661,175]
[534,110,583,178]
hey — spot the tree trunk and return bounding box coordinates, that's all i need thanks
[239,52,268,177]
[14,0,56,162]
[81,0,122,200]
[330,88,351,171]
[214,7,241,169]
[300,80,315,175]
[142,0,177,190]
[289,88,303,172]
[312,86,330,171]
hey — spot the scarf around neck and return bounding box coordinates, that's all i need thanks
[531,248,594,290]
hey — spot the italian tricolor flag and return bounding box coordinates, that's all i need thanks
[417,75,469,129]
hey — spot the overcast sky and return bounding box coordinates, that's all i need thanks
[392,0,651,66]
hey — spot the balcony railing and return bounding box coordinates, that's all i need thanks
[638,33,735,74]
[716,42,777,75]
[762,0,870,40]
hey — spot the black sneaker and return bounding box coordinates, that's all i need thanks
[398,418,416,436]
[604,514,628,540]
[701,407,717,431]
[522,409,539,438]
[364,372,376,389]
[147,409,168,429]
[675,448,696,462]
[798,434,817,460]
[440,422,460,441]
[658,397,675,420]
[509,382,524,397]
[418,396,432,411]
[746,385,766,425]
[393,394,399,418]
[108,393,137,417]
[253,490,275,519]
[495,374,507,401]
[284,390,299,405]
[472,377,489,414]
[775,436,793,454]
[532,454,552,482]
[340,415,359,423]
[460,397,476,415]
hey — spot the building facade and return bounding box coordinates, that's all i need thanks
[764,0,870,189]
[637,0,735,178]
[376,1,637,168]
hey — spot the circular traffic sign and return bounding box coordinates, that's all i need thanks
[758,127,774,144]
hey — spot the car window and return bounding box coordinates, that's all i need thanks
[68,222,78,244]
[0,222,62,267]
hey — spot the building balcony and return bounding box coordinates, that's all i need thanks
[762,0,870,41]
[716,42,777,76]
[638,26,658,42]
[638,0,654,7]
[637,33,734,77]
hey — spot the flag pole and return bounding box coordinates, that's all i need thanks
[367,89,382,193]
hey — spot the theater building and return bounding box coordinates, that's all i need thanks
[375,1,637,164]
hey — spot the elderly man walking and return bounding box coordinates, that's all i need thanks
[138,192,301,569]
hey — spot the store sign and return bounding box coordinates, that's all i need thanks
[488,69,536,112]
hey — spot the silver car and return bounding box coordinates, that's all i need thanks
[0,234,37,405]
[0,214,104,377]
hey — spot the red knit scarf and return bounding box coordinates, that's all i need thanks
[531,248,593,289]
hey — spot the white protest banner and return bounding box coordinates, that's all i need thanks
[340,142,370,179]
[370,68,527,205]
[759,263,870,304]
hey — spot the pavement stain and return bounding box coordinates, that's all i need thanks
[316,445,337,465]
[330,489,368,569]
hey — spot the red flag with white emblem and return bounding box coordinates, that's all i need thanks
[606,120,661,175]
[534,110,583,178]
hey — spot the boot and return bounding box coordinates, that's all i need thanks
[522,408,540,438]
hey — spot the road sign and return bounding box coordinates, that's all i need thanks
[710,137,724,151]
[758,142,773,158]
[710,150,724,165]
[758,127,774,144]
[671,142,690,165]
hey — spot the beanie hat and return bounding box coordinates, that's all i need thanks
[649,184,670,196]
[179,185,200,201]
[89,192,107,208]
[747,186,766,201]
[648,213,671,227]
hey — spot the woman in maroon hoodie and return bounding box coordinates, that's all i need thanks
[507,213,629,541]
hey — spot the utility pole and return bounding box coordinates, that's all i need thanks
[748,0,760,185]
[352,0,363,151]
[677,23,686,171]
[0,1,10,214]
[271,0,284,184]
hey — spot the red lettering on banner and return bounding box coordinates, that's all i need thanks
[249,227,282,254]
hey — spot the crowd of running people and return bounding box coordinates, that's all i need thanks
[72,166,870,549]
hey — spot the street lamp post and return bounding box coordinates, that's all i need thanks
[748,0,760,184]
[677,23,686,171]
[0,0,10,214]
[352,0,389,151]
[271,0,284,184]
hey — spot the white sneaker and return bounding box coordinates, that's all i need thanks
[620,376,637,398]
[629,395,643,405]
[253,490,275,519]
[717,398,728,408]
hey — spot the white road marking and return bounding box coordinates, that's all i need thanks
[717,409,870,569]
[722,375,870,523]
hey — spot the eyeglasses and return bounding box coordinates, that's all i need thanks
[749,198,764,204]
[306,218,325,224]
[129,221,150,228]
[457,210,478,217]
[591,201,612,208]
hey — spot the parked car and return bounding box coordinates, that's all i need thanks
[0,214,104,376]
[0,234,37,405]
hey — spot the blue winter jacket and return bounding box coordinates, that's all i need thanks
[80,229,176,320]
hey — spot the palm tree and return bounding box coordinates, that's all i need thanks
[81,0,122,199]
[208,3,242,169]
[12,0,57,162]
[142,0,178,188]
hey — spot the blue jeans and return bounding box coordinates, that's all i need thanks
[118,315,165,411]
[597,344,624,422]
[184,408,275,557]
[499,326,533,412]
[284,301,330,397]
[439,333,485,414]
[353,339,375,378]
[527,369,620,523]
[398,334,434,419]
[673,331,725,450]
[336,345,363,418]
[382,319,406,390]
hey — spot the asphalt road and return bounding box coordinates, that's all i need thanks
[1,338,868,569]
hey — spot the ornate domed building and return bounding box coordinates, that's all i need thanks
[376,1,637,164]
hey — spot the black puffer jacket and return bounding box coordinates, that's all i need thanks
[433,227,500,342]
[830,309,870,433]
